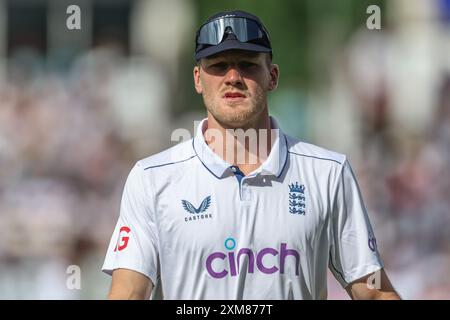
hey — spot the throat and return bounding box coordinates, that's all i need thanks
[234,164,261,176]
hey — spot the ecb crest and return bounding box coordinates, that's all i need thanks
[289,182,305,215]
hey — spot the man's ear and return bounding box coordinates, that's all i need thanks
[193,65,203,94]
[268,64,279,91]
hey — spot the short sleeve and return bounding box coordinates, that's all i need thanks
[328,160,383,288]
[102,162,159,286]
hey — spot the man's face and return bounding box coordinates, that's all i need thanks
[193,50,279,128]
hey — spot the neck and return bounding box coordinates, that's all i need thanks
[203,109,274,175]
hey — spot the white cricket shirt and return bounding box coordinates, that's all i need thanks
[102,117,383,299]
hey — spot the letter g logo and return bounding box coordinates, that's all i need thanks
[114,226,131,252]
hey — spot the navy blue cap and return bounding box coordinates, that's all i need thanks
[195,10,272,60]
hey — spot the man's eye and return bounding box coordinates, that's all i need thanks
[210,62,228,70]
[239,62,257,69]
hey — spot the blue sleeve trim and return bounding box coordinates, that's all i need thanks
[288,151,342,165]
[329,251,348,285]
[143,155,197,170]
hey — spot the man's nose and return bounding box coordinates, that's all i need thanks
[224,67,243,86]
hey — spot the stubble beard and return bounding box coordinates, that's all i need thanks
[203,87,268,129]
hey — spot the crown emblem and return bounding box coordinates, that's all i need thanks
[289,182,306,215]
[289,182,305,193]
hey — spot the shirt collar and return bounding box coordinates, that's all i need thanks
[192,116,288,179]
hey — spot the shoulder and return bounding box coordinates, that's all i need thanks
[124,139,196,191]
[284,134,346,167]
[137,139,196,171]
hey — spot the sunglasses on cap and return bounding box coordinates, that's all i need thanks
[196,16,271,47]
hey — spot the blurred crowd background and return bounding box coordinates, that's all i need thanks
[0,0,449,299]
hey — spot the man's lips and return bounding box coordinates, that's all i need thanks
[223,92,246,98]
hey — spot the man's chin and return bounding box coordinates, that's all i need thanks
[221,101,249,109]
[214,112,256,129]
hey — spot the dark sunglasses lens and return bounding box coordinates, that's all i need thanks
[197,17,264,45]
[197,20,225,45]
[232,18,263,42]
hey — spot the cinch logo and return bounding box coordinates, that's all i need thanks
[205,237,300,279]
[114,226,130,252]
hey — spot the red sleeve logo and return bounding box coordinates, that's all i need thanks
[114,226,131,252]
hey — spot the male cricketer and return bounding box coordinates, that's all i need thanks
[102,10,401,300]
